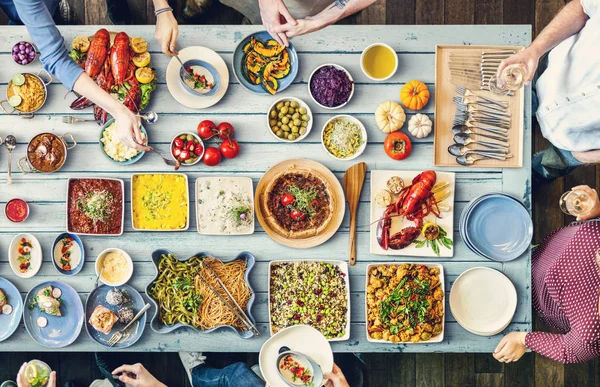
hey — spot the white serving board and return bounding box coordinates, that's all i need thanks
[369,170,455,257]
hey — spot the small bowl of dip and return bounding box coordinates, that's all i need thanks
[95,248,134,286]
[5,198,29,222]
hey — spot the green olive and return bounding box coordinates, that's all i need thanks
[179,134,187,140]
[270,110,276,118]
[269,119,277,126]
[301,121,308,127]
[293,119,301,127]
[276,130,284,137]
[281,124,290,132]
[277,121,282,127]
[272,126,280,132]
[299,107,307,115]
[193,138,199,144]
[291,126,299,133]
[284,101,290,107]
[276,102,284,109]
[280,106,288,114]
[292,112,300,120]
[185,158,196,164]
[288,107,295,114]
[281,116,289,124]
[278,112,284,119]
[290,101,298,108]
[287,133,295,140]
[302,114,310,121]
[299,127,307,135]
[186,134,193,141]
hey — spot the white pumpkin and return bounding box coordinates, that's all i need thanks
[407,113,433,138]
[375,101,406,133]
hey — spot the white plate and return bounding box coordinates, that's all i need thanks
[364,262,445,344]
[369,170,455,257]
[8,233,42,278]
[195,176,255,235]
[259,325,333,387]
[131,173,190,232]
[267,260,350,341]
[450,267,517,335]
[166,46,229,109]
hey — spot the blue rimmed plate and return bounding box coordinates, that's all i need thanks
[51,233,85,276]
[24,281,84,348]
[464,194,532,261]
[233,30,298,95]
[99,118,147,165]
[146,249,256,339]
[0,277,23,342]
[84,284,147,349]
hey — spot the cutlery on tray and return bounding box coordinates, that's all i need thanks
[343,162,366,266]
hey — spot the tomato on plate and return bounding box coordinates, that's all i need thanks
[217,122,234,140]
[290,209,305,221]
[383,132,412,160]
[203,147,222,166]
[197,120,217,140]
[281,193,295,206]
[220,139,240,159]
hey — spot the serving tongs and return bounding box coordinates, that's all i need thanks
[197,258,260,337]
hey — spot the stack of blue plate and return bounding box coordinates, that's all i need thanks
[459,193,533,262]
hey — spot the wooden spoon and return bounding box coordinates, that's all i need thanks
[343,162,366,266]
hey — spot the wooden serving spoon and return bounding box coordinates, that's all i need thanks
[343,162,366,266]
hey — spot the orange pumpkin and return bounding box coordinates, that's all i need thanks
[400,80,430,111]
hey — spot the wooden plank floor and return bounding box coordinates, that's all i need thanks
[1,0,598,386]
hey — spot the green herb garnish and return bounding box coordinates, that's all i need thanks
[287,185,318,216]
[76,189,114,223]
[414,225,453,256]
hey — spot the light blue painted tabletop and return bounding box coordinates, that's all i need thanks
[0,25,532,352]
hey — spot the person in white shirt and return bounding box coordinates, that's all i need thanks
[497,0,600,181]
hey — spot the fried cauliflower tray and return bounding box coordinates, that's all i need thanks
[366,263,444,343]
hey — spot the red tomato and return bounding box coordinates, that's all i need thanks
[383,132,412,160]
[281,193,295,206]
[173,138,184,148]
[194,145,204,156]
[203,147,222,166]
[179,149,190,160]
[217,122,235,140]
[197,120,217,140]
[290,209,305,221]
[220,139,240,159]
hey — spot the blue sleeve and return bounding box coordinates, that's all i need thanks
[13,0,84,91]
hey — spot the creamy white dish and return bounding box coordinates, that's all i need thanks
[197,177,254,235]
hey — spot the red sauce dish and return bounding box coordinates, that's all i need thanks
[5,198,29,222]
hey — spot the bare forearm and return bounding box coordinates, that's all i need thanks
[316,0,378,25]
[152,0,170,9]
[72,74,126,115]
[529,1,589,57]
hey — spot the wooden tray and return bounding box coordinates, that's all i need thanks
[255,158,345,249]
[433,45,525,168]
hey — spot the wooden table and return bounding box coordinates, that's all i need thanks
[0,25,532,352]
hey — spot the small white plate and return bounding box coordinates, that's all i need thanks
[166,46,229,109]
[259,325,333,387]
[450,267,517,335]
[9,233,42,278]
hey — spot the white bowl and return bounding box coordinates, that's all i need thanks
[308,64,355,110]
[267,97,313,142]
[360,43,398,81]
[95,248,134,286]
[321,115,367,161]
[170,132,204,166]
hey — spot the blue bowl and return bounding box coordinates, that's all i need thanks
[99,118,147,165]
[146,249,256,339]
[84,284,147,349]
[51,233,85,276]
[0,277,23,342]
[179,59,221,96]
[233,30,298,95]
[24,281,84,348]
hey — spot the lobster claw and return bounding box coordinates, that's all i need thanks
[70,95,93,110]
[388,227,421,250]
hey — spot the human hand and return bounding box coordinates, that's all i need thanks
[571,185,600,221]
[496,47,541,86]
[113,106,149,152]
[17,362,56,387]
[258,0,296,46]
[493,332,527,363]
[155,11,179,55]
[324,363,350,387]
[112,363,167,387]
[271,16,321,39]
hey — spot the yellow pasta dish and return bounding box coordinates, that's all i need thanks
[132,174,189,230]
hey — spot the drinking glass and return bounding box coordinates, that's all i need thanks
[22,360,51,387]
[559,190,593,216]
[488,63,527,95]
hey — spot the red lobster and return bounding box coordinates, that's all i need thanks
[70,30,141,124]
[376,170,441,250]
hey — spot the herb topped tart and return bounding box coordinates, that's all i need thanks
[262,171,334,239]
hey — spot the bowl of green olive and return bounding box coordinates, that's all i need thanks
[267,97,313,142]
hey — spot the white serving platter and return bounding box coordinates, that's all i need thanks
[365,262,445,344]
[369,170,455,257]
[8,233,42,278]
[267,259,351,342]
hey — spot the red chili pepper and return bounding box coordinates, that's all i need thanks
[411,294,417,301]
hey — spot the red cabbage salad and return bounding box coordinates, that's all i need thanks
[309,66,354,108]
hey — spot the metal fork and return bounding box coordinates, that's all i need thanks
[455,86,512,106]
[452,96,508,111]
[62,116,98,124]
[107,303,151,347]
[172,52,195,85]
[147,147,181,170]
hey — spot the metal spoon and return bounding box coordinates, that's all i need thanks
[137,111,158,124]
[457,152,513,166]
[5,135,16,185]
[448,143,508,157]
[95,265,104,288]
[454,133,509,148]
[148,147,181,171]
[452,125,508,142]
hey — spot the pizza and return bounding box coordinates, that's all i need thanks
[261,170,335,239]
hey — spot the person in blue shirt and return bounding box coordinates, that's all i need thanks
[0,0,179,151]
